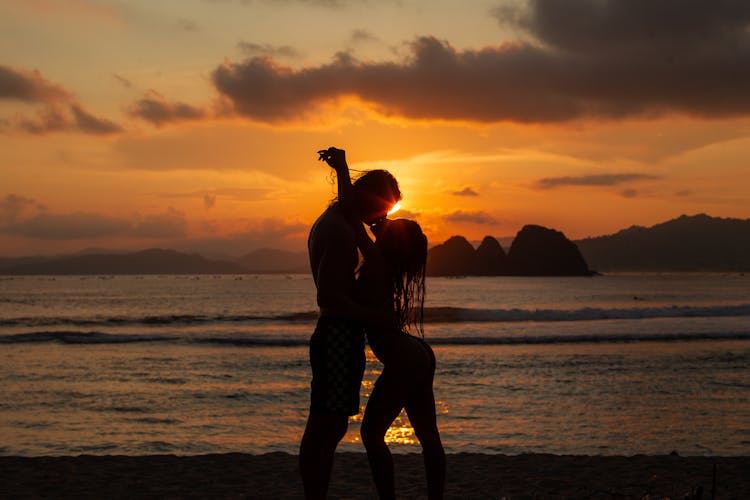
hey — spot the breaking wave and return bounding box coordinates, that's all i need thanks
[2,329,750,346]
[2,303,749,328]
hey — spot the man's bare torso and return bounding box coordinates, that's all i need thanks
[308,204,359,309]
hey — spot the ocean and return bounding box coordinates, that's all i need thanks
[1,273,749,457]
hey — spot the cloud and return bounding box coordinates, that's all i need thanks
[237,42,301,59]
[0,193,304,252]
[9,103,123,135]
[0,204,187,240]
[0,65,70,103]
[349,29,379,45]
[12,105,69,134]
[534,173,660,189]
[173,217,308,255]
[178,18,200,32]
[391,209,421,220]
[131,208,187,238]
[157,187,275,203]
[0,65,122,135]
[451,187,479,197]
[0,194,46,224]
[210,0,750,124]
[444,210,496,225]
[246,217,307,237]
[211,52,365,122]
[113,74,133,89]
[71,104,123,134]
[0,191,309,253]
[127,90,208,126]
[494,0,750,54]
[3,212,132,239]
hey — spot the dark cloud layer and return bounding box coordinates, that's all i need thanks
[444,210,496,225]
[173,217,308,256]
[393,209,421,220]
[113,74,133,89]
[128,91,208,126]
[211,0,750,123]
[1,194,305,254]
[3,212,132,239]
[71,104,123,134]
[1,65,122,134]
[12,104,123,135]
[0,65,70,102]
[534,173,660,189]
[349,29,379,45]
[0,196,187,240]
[131,208,187,238]
[3,211,187,240]
[0,194,46,225]
[495,0,750,54]
[237,42,301,59]
[452,187,479,197]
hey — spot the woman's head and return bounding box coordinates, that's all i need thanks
[374,218,428,336]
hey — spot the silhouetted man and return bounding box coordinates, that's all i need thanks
[300,147,401,499]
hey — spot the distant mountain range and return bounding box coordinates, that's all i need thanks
[427,225,592,276]
[0,214,747,274]
[0,249,247,275]
[0,247,310,275]
[574,213,750,271]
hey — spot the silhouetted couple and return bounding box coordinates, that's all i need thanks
[299,147,445,499]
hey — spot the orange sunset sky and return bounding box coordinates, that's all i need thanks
[1,0,749,257]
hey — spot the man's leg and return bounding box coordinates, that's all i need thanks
[300,411,349,499]
[301,317,364,498]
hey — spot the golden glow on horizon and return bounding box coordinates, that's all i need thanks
[387,201,402,216]
[1,2,749,258]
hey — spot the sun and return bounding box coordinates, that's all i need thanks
[387,201,401,215]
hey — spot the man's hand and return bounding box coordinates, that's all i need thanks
[317,147,347,172]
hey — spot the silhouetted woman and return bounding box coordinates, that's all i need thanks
[318,147,445,500]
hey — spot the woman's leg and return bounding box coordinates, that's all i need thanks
[405,385,445,500]
[360,371,407,500]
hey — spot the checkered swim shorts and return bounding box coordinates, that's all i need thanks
[309,317,366,416]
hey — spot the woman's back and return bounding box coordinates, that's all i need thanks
[356,254,433,381]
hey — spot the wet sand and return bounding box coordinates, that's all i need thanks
[1,452,748,499]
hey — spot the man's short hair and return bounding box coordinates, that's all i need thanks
[352,169,401,204]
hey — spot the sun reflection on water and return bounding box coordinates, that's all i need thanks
[384,416,417,445]
[344,348,448,447]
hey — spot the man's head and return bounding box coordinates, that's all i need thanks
[352,169,401,224]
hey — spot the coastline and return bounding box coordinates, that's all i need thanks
[2,452,748,499]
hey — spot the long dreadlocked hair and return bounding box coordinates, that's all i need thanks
[375,218,428,337]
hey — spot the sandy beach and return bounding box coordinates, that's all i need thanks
[1,452,748,499]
